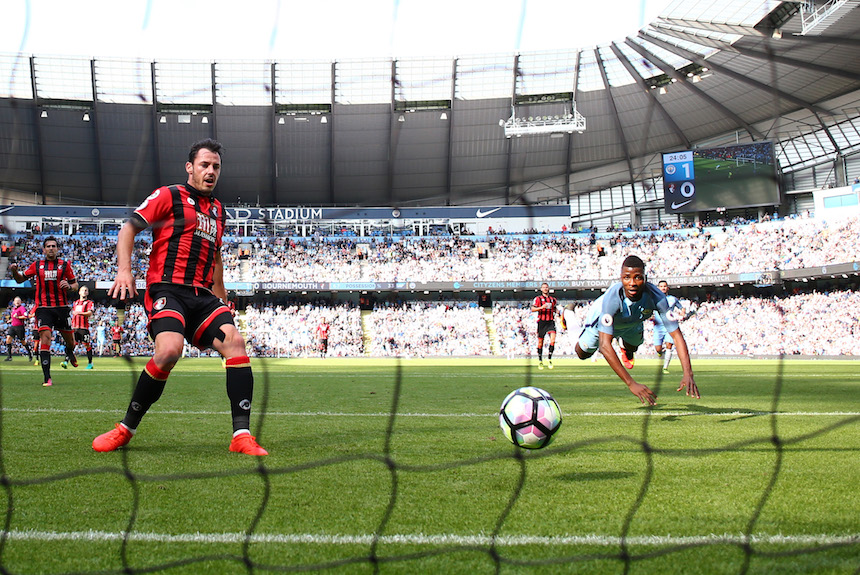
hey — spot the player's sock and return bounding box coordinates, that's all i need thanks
[121,359,169,430]
[537,348,543,362]
[39,345,51,381]
[663,348,673,370]
[86,345,93,365]
[64,343,77,367]
[225,356,254,432]
[547,345,554,360]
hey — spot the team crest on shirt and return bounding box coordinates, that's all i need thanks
[153,297,167,311]
[601,313,613,327]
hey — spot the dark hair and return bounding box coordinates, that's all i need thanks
[621,255,645,270]
[188,138,223,163]
[43,235,58,247]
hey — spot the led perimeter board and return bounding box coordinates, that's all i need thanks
[662,141,780,214]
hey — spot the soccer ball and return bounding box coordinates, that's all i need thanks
[499,386,562,449]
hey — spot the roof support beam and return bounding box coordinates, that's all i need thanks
[89,59,105,204]
[608,42,691,149]
[29,57,46,205]
[594,49,635,185]
[623,39,767,141]
[642,31,843,153]
[329,62,336,204]
[446,59,456,206]
[731,43,860,83]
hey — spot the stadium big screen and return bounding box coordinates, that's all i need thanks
[662,141,780,214]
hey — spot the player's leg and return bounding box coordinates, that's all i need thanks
[59,329,77,368]
[662,340,674,372]
[575,326,599,360]
[93,326,183,452]
[208,316,267,456]
[546,330,557,368]
[536,334,545,368]
[4,333,12,360]
[38,328,53,385]
[653,326,665,357]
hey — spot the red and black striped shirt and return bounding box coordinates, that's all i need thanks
[533,295,557,322]
[71,298,95,329]
[134,184,226,291]
[22,258,76,309]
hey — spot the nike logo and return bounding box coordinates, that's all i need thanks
[476,207,502,218]
[671,200,693,209]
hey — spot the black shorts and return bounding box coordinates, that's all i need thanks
[74,329,90,343]
[144,283,234,350]
[6,325,25,340]
[537,320,557,339]
[35,307,72,333]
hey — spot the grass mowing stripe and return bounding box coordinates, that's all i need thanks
[1,530,856,547]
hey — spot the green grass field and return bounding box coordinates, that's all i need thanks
[0,357,857,574]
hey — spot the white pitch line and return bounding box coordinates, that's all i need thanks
[0,530,856,547]
[1,408,859,418]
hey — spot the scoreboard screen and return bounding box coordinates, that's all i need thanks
[662,141,780,214]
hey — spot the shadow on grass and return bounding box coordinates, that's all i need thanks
[656,404,770,422]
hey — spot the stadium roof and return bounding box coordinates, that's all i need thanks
[0,0,859,208]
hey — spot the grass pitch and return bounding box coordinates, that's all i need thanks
[0,356,857,574]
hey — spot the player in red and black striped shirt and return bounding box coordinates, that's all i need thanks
[9,236,80,386]
[530,282,559,370]
[70,286,95,369]
[93,138,267,456]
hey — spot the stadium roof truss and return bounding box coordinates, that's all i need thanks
[0,0,858,209]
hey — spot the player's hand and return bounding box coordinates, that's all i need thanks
[628,381,657,405]
[109,270,138,300]
[8,263,17,274]
[59,279,70,290]
[677,374,700,399]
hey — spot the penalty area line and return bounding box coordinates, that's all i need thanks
[0,530,856,547]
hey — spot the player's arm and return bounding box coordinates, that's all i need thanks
[667,328,699,398]
[109,218,146,300]
[598,330,656,405]
[8,263,27,284]
[212,250,228,303]
[63,270,79,293]
[529,298,542,312]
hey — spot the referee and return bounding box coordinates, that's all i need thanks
[531,282,558,370]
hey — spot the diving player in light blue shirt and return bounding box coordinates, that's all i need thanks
[652,280,684,374]
[574,255,699,405]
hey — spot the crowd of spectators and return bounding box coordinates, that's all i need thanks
[3,213,860,359]
[3,288,859,358]
[5,215,859,284]
[242,302,363,358]
[493,289,860,358]
[366,301,490,357]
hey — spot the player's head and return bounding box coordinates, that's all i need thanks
[657,280,669,294]
[540,282,549,295]
[12,296,21,307]
[186,138,223,195]
[79,286,89,299]
[42,236,59,259]
[620,255,646,300]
